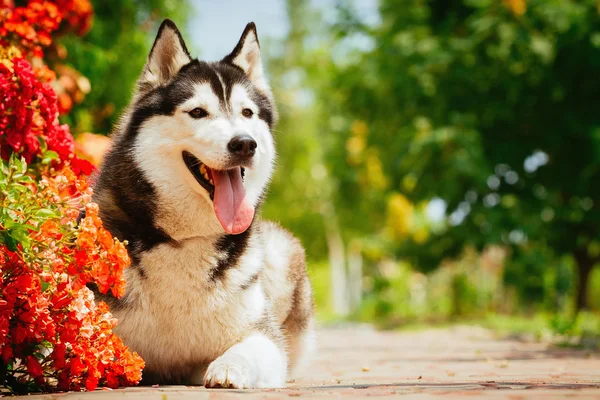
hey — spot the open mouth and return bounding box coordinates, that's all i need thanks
[182,151,253,235]
[182,151,246,200]
[182,151,216,199]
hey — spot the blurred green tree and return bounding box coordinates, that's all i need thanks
[264,0,355,314]
[323,0,600,311]
[59,0,191,134]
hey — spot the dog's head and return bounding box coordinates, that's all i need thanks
[123,20,276,236]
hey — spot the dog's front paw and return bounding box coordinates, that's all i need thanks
[204,354,252,389]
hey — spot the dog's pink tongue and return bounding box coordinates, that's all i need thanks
[212,168,254,234]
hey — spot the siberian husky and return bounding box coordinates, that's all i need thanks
[91,19,315,388]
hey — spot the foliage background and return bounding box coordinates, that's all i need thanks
[64,0,599,343]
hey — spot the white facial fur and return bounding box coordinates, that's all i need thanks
[132,80,275,240]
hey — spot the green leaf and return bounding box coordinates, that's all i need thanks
[9,184,29,193]
[18,156,27,175]
[5,235,18,252]
[34,209,58,219]
[37,136,48,153]
[1,159,9,177]
[16,175,34,184]
[8,227,31,250]
[41,151,59,166]
[41,279,51,292]
[3,219,15,230]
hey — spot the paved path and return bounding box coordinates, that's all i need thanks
[26,325,600,399]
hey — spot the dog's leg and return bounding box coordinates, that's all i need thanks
[282,274,316,375]
[203,333,287,389]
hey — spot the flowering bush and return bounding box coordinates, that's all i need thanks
[0,0,144,394]
[0,46,76,164]
[0,0,92,57]
[0,154,143,392]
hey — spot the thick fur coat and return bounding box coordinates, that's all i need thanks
[91,20,315,388]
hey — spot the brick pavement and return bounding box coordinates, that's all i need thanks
[23,325,600,399]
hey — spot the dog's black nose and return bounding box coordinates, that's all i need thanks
[228,135,257,158]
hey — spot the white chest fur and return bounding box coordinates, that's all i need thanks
[111,234,267,370]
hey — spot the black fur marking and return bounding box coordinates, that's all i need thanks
[204,64,227,109]
[134,63,275,141]
[132,262,146,279]
[76,209,86,223]
[219,22,276,127]
[239,272,260,291]
[222,22,259,64]
[125,74,196,142]
[93,141,173,268]
[252,90,274,127]
[129,58,277,135]
[211,63,240,113]
[213,62,275,127]
[76,204,152,281]
[210,229,251,282]
[150,19,191,59]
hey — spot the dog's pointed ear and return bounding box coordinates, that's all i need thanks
[222,22,268,91]
[138,19,191,92]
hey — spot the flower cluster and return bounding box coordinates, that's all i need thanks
[54,0,93,36]
[0,1,61,57]
[1,0,94,116]
[0,46,78,164]
[0,0,145,394]
[0,0,93,56]
[0,154,144,393]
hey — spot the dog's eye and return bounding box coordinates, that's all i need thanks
[188,107,208,119]
[242,108,254,118]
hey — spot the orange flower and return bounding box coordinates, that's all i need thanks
[503,0,526,16]
[39,220,62,240]
[97,227,113,249]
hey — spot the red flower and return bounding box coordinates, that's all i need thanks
[26,356,43,378]
[0,1,61,55]
[2,345,13,365]
[70,156,95,178]
[12,325,28,344]
[0,1,143,394]
[69,356,85,375]
[0,162,143,393]
[46,123,75,160]
[0,55,65,164]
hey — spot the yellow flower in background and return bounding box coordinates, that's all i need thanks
[365,150,388,190]
[346,120,368,165]
[387,193,414,238]
[346,135,365,165]
[413,226,429,244]
[503,0,526,16]
[351,120,369,137]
